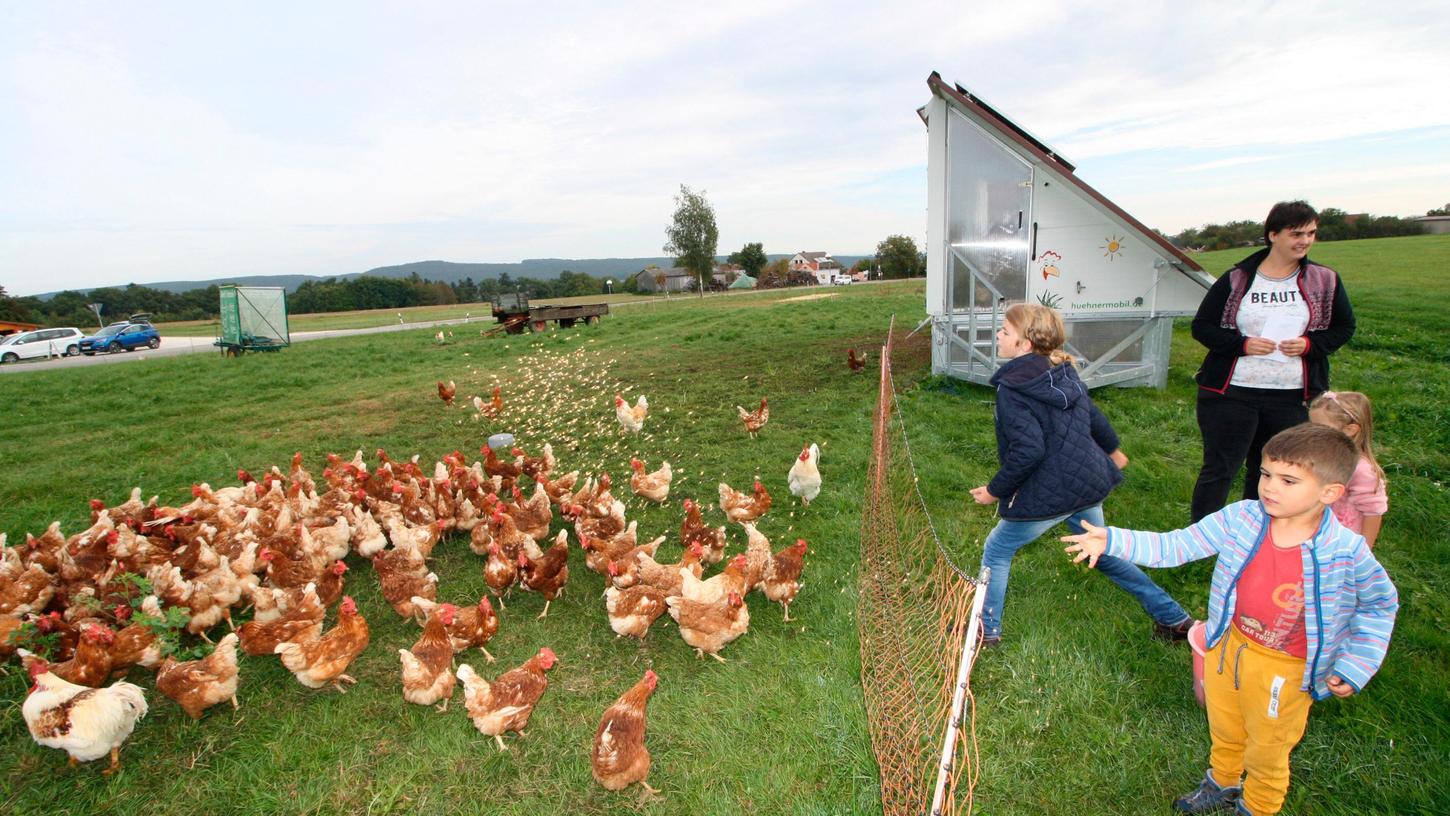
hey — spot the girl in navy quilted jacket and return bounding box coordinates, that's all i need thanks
[969,303,1194,646]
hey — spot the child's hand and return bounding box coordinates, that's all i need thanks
[969,486,996,505]
[1326,675,1355,698]
[1061,521,1108,568]
[1110,449,1129,470]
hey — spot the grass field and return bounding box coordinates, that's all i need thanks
[155,289,767,337]
[3,235,1448,814]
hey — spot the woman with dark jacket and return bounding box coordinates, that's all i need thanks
[1189,201,1356,522]
[970,304,1193,646]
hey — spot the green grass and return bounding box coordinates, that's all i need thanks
[1,282,902,815]
[4,234,1449,815]
[896,233,1450,814]
[155,289,778,337]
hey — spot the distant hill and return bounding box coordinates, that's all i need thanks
[30,254,872,298]
[117,273,358,294]
[358,258,686,285]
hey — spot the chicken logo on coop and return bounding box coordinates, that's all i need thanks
[1038,250,1063,280]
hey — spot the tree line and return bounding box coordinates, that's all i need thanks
[0,270,615,328]
[663,184,926,295]
[1165,205,1438,251]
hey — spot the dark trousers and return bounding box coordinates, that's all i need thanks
[1190,386,1307,522]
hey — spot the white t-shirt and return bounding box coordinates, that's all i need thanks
[1229,271,1309,390]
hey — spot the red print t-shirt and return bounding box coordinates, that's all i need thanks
[1233,529,1307,658]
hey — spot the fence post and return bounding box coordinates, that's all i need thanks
[929,565,990,816]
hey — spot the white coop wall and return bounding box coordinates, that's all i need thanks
[922,73,1213,389]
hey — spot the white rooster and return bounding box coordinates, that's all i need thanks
[21,655,149,774]
[614,394,649,434]
[787,443,821,506]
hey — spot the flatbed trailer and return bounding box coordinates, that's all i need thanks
[491,293,608,334]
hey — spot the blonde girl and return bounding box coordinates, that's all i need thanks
[968,303,1194,644]
[1309,390,1388,547]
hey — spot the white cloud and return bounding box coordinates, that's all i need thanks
[1176,156,1275,173]
[1,1,1447,295]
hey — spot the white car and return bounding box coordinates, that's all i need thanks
[831,276,854,285]
[0,327,86,363]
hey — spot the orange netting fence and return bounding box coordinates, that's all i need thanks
[859,319,988,816]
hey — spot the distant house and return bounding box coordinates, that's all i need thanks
[790,251,844,284]
[0,320,41,337]
[630,266,729,293]
[1412,215,1450,235]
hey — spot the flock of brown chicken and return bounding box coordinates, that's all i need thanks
[2,385,821,794]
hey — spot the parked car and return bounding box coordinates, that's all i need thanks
[831,275,854,285]
[79,318,161,355]
[0,327,86,363]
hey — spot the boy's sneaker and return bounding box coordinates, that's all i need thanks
[1172,769,1241,813]
[1234,801,1254,815]
[1154,617,1197,642]
[979,634,1002,650]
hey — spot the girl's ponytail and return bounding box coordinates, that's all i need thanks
[1004,303,1075,366]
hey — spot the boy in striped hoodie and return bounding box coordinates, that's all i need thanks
[1063,423,1397,816]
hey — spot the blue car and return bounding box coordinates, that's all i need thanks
[79,319,161,355]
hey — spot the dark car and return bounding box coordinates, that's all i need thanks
[79,317,161,355]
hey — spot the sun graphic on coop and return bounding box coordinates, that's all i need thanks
[1101,234,1125,260]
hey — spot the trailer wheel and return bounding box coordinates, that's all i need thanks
[530,320,548,333]
[585,315,600,326]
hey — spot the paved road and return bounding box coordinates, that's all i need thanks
[0,315,487,375]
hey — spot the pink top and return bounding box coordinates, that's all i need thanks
[1330,456,1388,534]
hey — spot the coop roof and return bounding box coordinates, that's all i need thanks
[925,72,1203,273]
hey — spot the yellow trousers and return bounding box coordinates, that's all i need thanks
[1204,624,1313,816]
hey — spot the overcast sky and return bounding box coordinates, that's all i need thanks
[3,1,1448,296]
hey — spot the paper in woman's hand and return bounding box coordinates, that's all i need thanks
[1259,314,1304,362]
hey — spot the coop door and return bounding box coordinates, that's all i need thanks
[947,109,1032,311]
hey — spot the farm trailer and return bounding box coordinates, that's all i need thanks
[490,292,609,334]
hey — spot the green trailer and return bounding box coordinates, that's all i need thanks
[214,285,290,356]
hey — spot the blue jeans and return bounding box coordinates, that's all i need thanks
[979,504,1190,637]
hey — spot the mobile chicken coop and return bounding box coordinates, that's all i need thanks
[921,72,1214,388]
[214,285,290,356]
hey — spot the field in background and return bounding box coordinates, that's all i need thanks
[2,234,1447,814]
[155,287,798,337]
